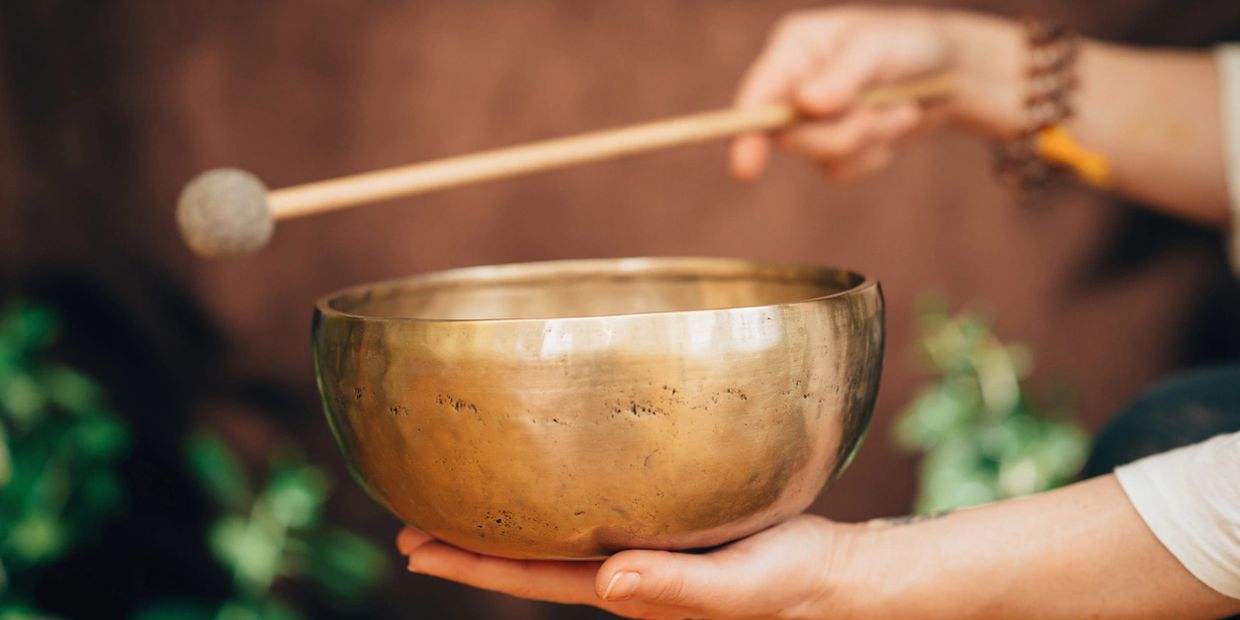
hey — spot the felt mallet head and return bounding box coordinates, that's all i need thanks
[176,168,273,257]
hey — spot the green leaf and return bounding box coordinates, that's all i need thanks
[899,297,1092,512]
[0,305,56,354]
[208,516,250,567]
[186,434,250,511]
[43,367,103,415]
[24,461,70,521]
[251,600,302,620]
[1035,422,1088,479]
[132,599,218,620]
[7,513,68,563]
[0,601,49,620]
[264,467,327,530]
[0,423,12,487]
[1,373,46,429]
[894,381,978,450]
[261,605,302,620]
[2,457,42,518]
[68,415,129,461]
[210,516,283,593]
[215,599,303,620]
[996,456,1042,497]
[298,528,388,605]
[215,602,258,620]
[72,469,124,518]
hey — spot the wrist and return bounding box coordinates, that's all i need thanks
[803,520,942,620]
[835,512,1002,619]
[938,11,1026,138]
[798,520,880,620]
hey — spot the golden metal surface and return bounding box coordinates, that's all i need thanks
[313,257,884,559]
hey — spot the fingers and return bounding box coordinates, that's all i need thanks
[396,533,697,619]
[395,517,841,620]
[729,52,806,181]
[396,526,432,555]
[729,8,952,184]
[795,35,885,116]
[401,536,602,605]
[729,35,923,182]
[780,103,919,157]
[595,548,741,612]
[820,145,895,183]
[729,134,771,182]
[591,516,845,618]
[778,108,877,160]
[730,17,841,181]
[778,102,920,181]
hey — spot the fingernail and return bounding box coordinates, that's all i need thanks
[602,571,641,601]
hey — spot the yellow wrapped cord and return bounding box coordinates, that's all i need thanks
[1036,125,1111,188]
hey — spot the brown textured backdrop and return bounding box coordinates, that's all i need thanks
[4,1,1240,618]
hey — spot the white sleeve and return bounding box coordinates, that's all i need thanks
[1218,45,1240,274]
[1115,431,1240,599]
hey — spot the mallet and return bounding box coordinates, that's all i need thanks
[177,72,954,257]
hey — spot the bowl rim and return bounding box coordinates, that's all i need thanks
[314,256,879,325]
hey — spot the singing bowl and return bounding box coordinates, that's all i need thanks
[313,257,883,559]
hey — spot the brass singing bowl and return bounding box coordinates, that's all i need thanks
[313,257,883,559]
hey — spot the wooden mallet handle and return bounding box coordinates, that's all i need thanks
[177,72,953,256]
[268,72,955,219]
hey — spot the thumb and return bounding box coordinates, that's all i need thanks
[595,549,734,610]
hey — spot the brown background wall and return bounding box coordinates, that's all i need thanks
[4,1,1240,618]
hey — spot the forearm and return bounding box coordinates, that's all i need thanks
[944,12,1231,226]
[852,475,1239,619]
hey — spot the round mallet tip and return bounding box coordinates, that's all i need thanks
[176,168,273,257]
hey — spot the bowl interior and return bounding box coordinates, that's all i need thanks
[324,258,866,321]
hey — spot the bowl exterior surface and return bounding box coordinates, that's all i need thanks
[313,258,883,559]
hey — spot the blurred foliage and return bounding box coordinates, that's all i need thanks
[132,433,388,620]
[134,434,388,620]
[0,302,386,620]
[895,299,1090,513]
[0,303,130,618]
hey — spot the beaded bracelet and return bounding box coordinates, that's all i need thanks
[994,17,1110,196]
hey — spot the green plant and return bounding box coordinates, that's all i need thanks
[0,301,386,620]
[0,303,130,619]
[136,434,388,620]
[895,300,1089,513]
